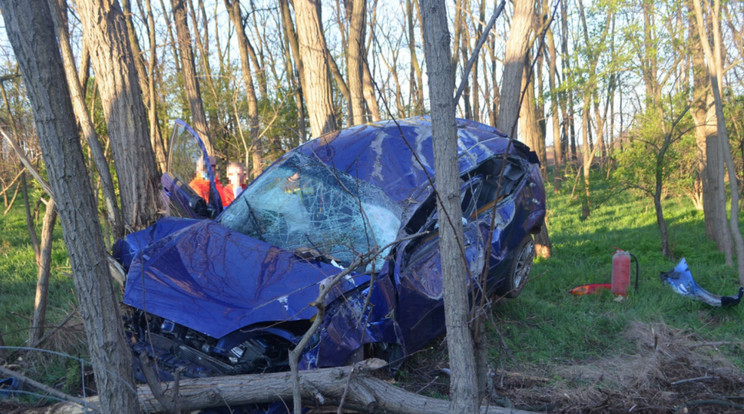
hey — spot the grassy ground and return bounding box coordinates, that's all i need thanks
[0,204,86,402]
[399,174,744,412]
[2,172,744,411]
[505,177,744,369]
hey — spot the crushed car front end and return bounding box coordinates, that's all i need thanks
[115,116,545,383]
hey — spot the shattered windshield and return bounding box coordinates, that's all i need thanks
[217,152,402,270]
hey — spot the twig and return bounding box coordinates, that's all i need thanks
[0,365,98,412]
[138,352,181,414]
[416,375,441,394]
[454,0,506,104]
[671,375,717,386]
[674,399,744,413]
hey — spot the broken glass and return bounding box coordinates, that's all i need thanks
[218,152,402,270]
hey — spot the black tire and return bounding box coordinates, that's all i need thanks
[499,236,534,298]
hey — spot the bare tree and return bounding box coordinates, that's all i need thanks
[0,1,139,412]
[126,0,168,172]
[689,0,732,262]
[294,0,337,136]
[496,0,533,136]
[0,78,58,348]
[421,0,478,411]
[48,0,124,239]
[279,0,308,141]
[347,0,367,125]
[692,0,744,285]
[76,0,162,232]
[224,0,263,178]
[170,0,213,153]
[546,22,562,189]
[407,0,425,115]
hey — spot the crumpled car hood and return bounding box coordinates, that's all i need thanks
[123,220,369,338]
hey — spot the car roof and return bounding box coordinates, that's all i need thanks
[291,116,535,210]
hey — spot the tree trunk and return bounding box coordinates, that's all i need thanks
[692,0,744,284]
[496,0,532,136]
[294,0,337,137]
[76,0,162,232]
[39,362,537,414]
[47,0,124,239]
[279,0,308,141]
[224,0,263,178]
[170,0,212,153]
[141,0,168,172]
[0,2,139,412]
[689,0,732,261]
[347,0,366,125]
[407,0,425,115]
[362,59,381,122]
[30,199,57,347]
[581,99,592,219]
[421,1,479,411]
[546,26,562,190]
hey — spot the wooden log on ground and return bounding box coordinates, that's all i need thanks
[22,360,536,413]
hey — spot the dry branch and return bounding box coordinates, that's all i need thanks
[35,359,537,414]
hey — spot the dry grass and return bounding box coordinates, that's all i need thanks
[399,321,744,413]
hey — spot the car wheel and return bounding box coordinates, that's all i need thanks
[501,236,534,298]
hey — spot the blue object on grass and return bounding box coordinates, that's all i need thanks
[0,377,20,398]
[660,257,743,307]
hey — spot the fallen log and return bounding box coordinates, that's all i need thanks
[28,359,536,413]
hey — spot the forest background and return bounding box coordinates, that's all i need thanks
[0,0,743,412]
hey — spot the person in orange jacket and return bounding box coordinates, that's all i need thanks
[189,155,224,202]
[222,161,247,206]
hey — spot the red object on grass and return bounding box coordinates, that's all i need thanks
[569,283,612,296]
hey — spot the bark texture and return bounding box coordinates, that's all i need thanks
[224,0,263,178]
[347,0,366,125]
[38,362,537,414]
[294,0,337,137]
[76,0,162,232]
[689,0,732,260]
[0,1,139,412]
[421,0,479,411]
[48,0,124,239]
[496,0,532,136]
[170,0,212,153]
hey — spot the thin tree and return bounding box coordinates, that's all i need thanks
[170,0,213,153]
[0,78,58,348]
[224,0,263,178]
[421,0,479,411]
[692,0,744,284]
[47,0,124,239]
[279,0,308,141]
[406,0,425,115]
[347,0,367,125]
[294,0,337,137]
[689,0,732,262]
[0,1,139,412]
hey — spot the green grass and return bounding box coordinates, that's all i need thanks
[491,175,744,371]
[0,205,74,348]
[3,171,744,399]
[0,203,84,400]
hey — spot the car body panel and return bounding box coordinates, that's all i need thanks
[122,219,372,339]
[116,116,545,377]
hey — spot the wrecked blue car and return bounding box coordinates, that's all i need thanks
[113,117,546,379]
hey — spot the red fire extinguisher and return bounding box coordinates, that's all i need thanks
[611,250,630,296]
[611,249,638,296]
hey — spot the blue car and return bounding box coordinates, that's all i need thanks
[113,117,546,380]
